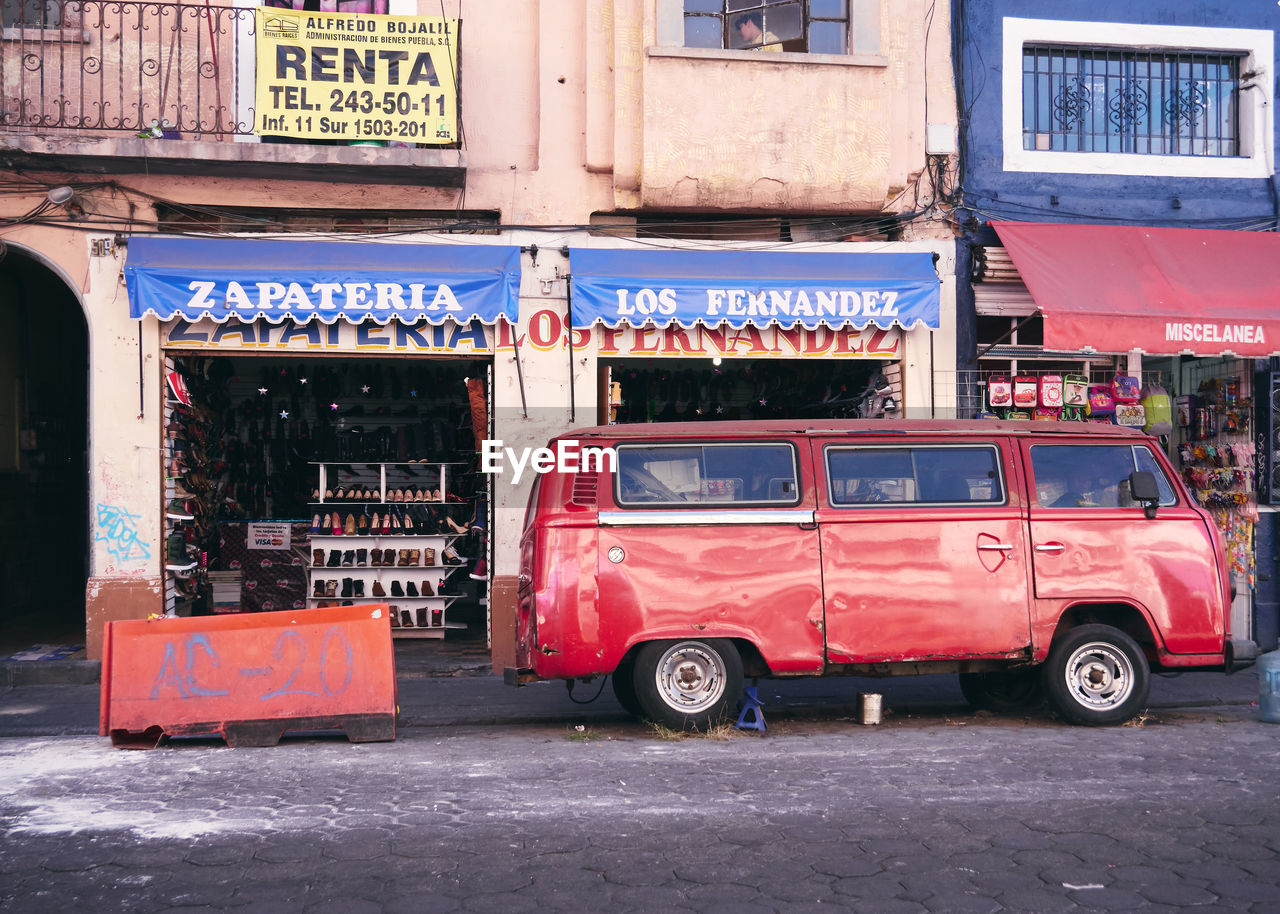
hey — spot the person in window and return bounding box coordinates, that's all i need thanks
[733,12,783,52]
[1051,467,1101,508]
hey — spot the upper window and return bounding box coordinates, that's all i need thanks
[684,0,849,55]
[1002,18,1273,179]
[1023,45,1241,157]
[615,442,800,507]
[824,445,1005,507]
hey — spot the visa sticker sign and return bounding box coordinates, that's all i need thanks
[248,523,292,551]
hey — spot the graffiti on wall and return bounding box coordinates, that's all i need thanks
[95,503,152,563]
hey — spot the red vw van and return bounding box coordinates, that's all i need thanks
[506,420,1253,727]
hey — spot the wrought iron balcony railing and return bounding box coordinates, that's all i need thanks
[2,0,255,138]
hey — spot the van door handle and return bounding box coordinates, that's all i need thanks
[1034,543,1066,554]
[798,520,817,530]
[977,543,1013,551]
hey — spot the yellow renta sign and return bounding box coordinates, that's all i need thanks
[254,10,458,145]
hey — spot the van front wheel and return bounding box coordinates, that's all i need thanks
[633,639,743,730]
[1043,624,1150,726]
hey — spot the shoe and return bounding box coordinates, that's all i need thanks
[442,547,464,566]
[420,579,434,596]
[358,514,369,536]
[391,512,402,535]
[469,557,487,581]
[356,548,368,567]
[370,548,382,568]
[332,514,343,536]
[309,513,321,534]
[327,550,341,567]
[406,581,418,597]
[326,580,338,597]
[381,514,391,536]
[446,515,469,534]
[166,499,196,521]
[423,548,436,566]
[320,512,331,533]
[334,487,347,500]
[397,549,409,567]
[391,580,404,597]
[342,550,354,567]
[313,580,324,597]
[313,549,325,566]
[341,578,353,598]
[344,514,356,536]
[407,549,420,566]
[400,608,413,628]
[353,580,364,598]
[403,512,415,534]
[390,605,400,626]
[416,607,430,627]
[438,577,466,597]
[372,580,386,597]
[370,512,381,536]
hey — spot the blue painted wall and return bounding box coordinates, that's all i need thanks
[951,0,1280,368]
[954,0,1280,229]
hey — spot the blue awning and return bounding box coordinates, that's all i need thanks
[567,248,939,331]
[125,236,521,325]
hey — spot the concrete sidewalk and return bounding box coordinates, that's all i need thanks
[0,661,1265,739]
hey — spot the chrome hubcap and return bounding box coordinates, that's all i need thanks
[655,642,726,713]
[1065,642,1134,710]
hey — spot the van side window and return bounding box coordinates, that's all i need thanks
[1030,444,1178,508]
[824,445,1004,506]
[615,443,800,507]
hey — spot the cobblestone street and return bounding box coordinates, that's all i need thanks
[2,675,1278,912]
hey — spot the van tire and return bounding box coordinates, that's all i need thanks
[957,669,1044,713]
[633,639,743,730]
[1043,624,1150,726]
[611,655,643,718]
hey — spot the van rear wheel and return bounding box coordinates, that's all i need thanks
[1043,624,1150,726]
[633,639,743,730]
[958,669,1044,713]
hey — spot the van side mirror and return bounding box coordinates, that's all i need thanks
[1129,470,1160,519]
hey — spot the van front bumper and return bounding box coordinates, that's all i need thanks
[1226,639,1260,673]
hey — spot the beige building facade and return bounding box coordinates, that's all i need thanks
[0,0,957,667]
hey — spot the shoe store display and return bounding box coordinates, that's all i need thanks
[391,580,404,597]
[406,581,418,597]
[342,550,355,567]
[469,557,487,581]
[442,546,464,566]
[356,548,368,567]
[372,580,386,597]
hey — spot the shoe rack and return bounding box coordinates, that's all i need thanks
[306,461,474,638]
[163,358,206,616]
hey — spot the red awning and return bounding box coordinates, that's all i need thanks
[991,221,1280,357]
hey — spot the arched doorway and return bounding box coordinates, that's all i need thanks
[0,247,89,658]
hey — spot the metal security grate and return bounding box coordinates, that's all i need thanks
[1022,44,1241,157]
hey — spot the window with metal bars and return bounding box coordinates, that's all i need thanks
[1022,44,1242,157]
[2,0,67,28]
[684,0,849,54]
